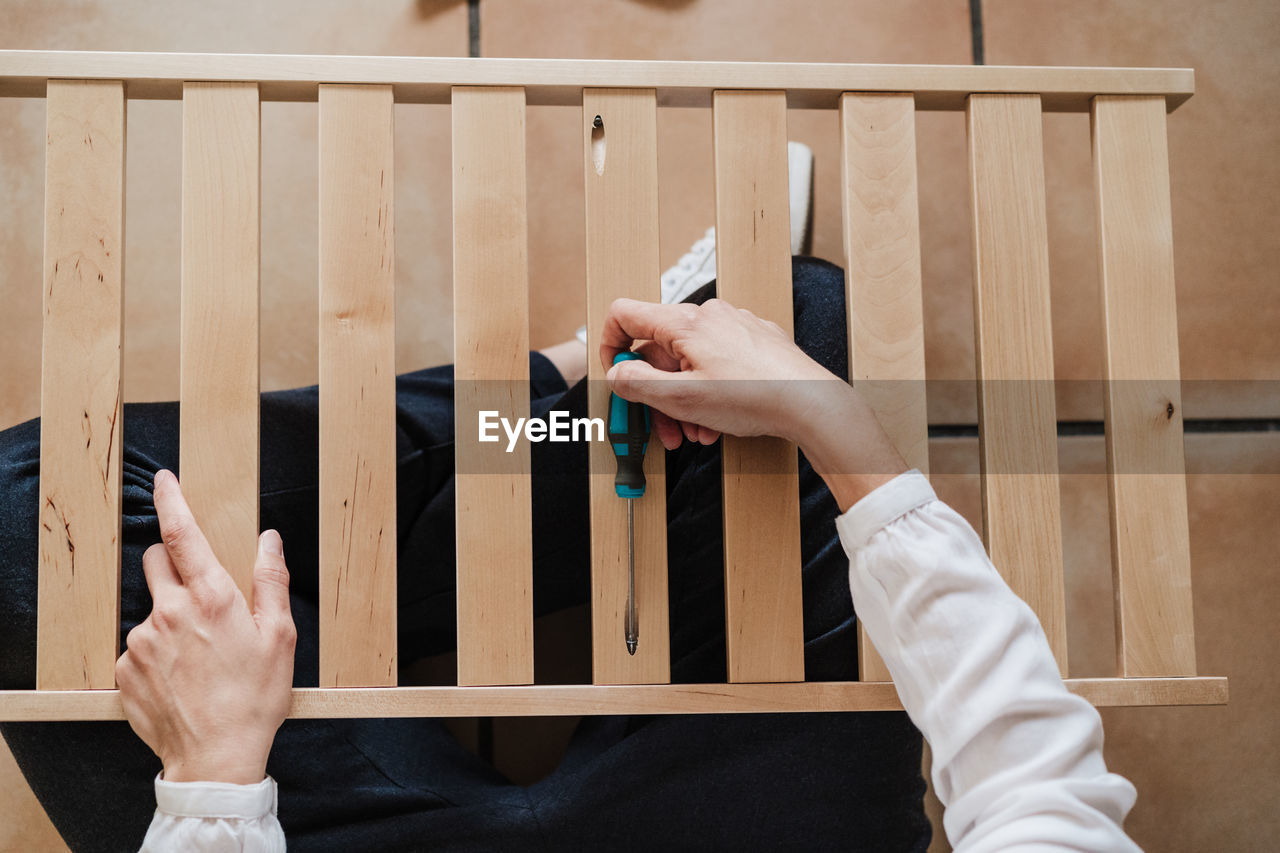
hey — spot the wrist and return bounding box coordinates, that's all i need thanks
[789,382,908,512]
[777,370,850,447]
[784,379,863,450]
[164,749,268,786]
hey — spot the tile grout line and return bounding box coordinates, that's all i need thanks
[468,0,493,766]
[970,0,985,65]
[468,0,480,58]
[930,419,1280,438]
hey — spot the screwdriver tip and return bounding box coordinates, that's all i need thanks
[627,639,637,655]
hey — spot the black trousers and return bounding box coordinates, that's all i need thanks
[0,258,929,851]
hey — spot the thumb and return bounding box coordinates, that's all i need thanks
[607,359,698,421]
[252,529,292,623]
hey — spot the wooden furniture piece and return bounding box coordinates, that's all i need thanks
[0,51,1225,720]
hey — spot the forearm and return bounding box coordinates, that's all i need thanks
[837,472,1139,851]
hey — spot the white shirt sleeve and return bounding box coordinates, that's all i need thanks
[139,772,286,852]
[837,470,1140,852]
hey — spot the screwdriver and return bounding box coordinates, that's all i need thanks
[608,352,650,656]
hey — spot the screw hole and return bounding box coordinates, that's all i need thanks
[591,115,606,176]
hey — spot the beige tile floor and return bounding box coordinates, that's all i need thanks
[0,731,65,850]
[982,0,1280,420]
[3,0,1277,849]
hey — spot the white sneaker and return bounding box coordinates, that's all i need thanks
[787,139,814,256]
[576,140,814,343]
[660,226,718,305]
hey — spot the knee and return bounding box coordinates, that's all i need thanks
[0,416,41,484]
[690,256,850,378]
[790,256,850,380]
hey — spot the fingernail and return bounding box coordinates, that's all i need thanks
[606,364,619,382]
[261,529,284,557]
[154,469,174,488]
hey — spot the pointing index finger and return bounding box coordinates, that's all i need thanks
[152,469,219,584]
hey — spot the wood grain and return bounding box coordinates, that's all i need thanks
[452,86,534,687]
[180,82,261,602]
[1092,95,1197,677]
[0,51,1195,111]
[712,90,805,684]
[0,677,1228,721]
[839,93,929,683]
[318,84,397,687]
[37,79,125,690]
[583,89,670,684]
[966,94,1068,674]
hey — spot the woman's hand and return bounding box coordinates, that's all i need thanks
[600,297,840,450]
[116,469,296,785]
[600,297,907,510]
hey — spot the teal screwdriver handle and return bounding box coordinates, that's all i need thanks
[608,352,650,499]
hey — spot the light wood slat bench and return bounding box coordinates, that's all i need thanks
[0,51,1225,721]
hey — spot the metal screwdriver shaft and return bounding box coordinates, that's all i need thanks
[625,499,637,655]
[608,352,650,656]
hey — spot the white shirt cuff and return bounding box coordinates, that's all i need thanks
[834,468,937,550]
[154,772,278,820]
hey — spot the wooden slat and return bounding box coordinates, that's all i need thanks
[318,84,397,687]
[37,80,125,690]
[839,93,929,684]
[180,82,261,601]
[966,94,1069,675]
[583,89,670,684]
[1092,95,1197,677]
[712,90,805,683]
[0,676,1229,721]
[452,86,534,687]
[0,51,1196,112]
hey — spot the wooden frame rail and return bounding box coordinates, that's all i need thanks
[0,51,1194,110]
[0,51,1222,721]
[0,678,1229,722]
